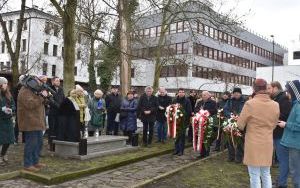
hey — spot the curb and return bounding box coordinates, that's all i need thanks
[131,150,227,188]
[0,171,20,181]
[20,145,191,185]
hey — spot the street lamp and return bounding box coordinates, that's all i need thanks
[271,35,275,82]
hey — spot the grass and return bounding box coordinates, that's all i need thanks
[144,152,287,188]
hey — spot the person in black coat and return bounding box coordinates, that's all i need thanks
[105,86,122,135]
[267,81,292,188]
[57,89,81,142]
[194,91,217,158]
[187,90,197,143]
[223,87,245,163]
[217,91,231,109]
[48,77,65,144]
[172,88,192,156]
[137,86,158,146]
[156,87,172,143]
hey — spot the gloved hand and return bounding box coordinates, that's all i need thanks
[2,106,12,114]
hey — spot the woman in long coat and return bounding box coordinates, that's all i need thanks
[120,91,138,144]
[237,79,279,188]
[88,89,106,136]
[0,77,15,165]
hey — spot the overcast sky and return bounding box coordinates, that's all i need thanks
[4,0,300,48]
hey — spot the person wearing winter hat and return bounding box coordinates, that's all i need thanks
[237,78,280,188]
[223,87,245,163]
[279,80,300,188]
[0,77,15,166]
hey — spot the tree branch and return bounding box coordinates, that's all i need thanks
[49,0,64,17]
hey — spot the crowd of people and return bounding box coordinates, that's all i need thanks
[0,75,299,188]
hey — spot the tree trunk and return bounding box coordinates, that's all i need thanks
[119,0,129,96]
[62,1,77,95]
[88,38,97,91]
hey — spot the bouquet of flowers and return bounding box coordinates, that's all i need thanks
[165,104,185,139]
[192,110,214,152]
[222,113,243,148]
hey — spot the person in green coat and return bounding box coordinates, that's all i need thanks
[0,77,15,165]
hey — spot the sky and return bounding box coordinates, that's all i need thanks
[3,0,300,48]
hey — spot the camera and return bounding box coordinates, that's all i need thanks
[20,75,57,97]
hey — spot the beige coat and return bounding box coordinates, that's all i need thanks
[237,94,279,167]
[17,87,46,132]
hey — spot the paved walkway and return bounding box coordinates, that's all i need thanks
[0,148,202,188]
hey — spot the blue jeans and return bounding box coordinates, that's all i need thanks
[274,138,289,186]
[156,121,167,141]
[247,166,272,188]
[289,148,300,188]
[24,131,43,168]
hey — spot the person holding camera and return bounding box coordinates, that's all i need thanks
[0,77,15,166]
[17,76,47,172]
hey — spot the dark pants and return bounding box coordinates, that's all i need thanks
[107,112,119,135]
[227,140,244,162]
[187,125,193,143]
[24,131,43,168]
[1,144,9,156]
[124,130,135,144]
[214,127,222,151]
[200,143,210,157]
[14,118,25,143]
[48,115,59,143]
[142,121,154,145]
[175,131,186,154]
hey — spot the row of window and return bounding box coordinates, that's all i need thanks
[135,20,283,64]
[194,43,266,71]
[0,61,11,71]
[132,42,189,59]
[42,63,57,77]
[195,22,283,64]
[1,19,28,32]
[1,39,27,53]
[43,42,81,59]
[160,64,188,77]
[192,65,255,86]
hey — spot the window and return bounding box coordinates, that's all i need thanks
[53,45,58,56]
[293,51,300,59]
[183,21,189,32]
[150,27,156,37]
[203,46,208,57]
[77,50,81,59]
[23,20,27,30]
[170,23,176,34]
[0,62,4,70]
[6,62,10,70]
[182,42,188,54]
[213,49,218,60]
[176,43,183,54]
[177,21,183,33]
[74,66,77,76]
[44,22,51,34]
[156,26,161,37]
[131,68,135,78]
[204,25,209,36]
[62,47,64,58]
[144,28,150,38]
[42,63,47,75]
[53,24,59,37]
[22,39,26,52]
[52,65,56,77]
[1,41,5,53]
[9,20,13,32]
[209,27,214,38]
[20,60,26,73]
[213,29,218,40]
[202,67,208,79]
[44,42,49,55]
[208,47,213,59]
[198,23,204,34]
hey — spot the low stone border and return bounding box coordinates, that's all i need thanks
[132,150,227,188]
[0,171,20,181]
[19,145,192,185]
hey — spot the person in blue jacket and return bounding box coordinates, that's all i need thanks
[279,80,300,188]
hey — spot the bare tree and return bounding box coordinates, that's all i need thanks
[49,0,78,94]
[0,0,26,87]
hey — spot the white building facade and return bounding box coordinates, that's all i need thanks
[287,37,300,65]
[0,8,90,83]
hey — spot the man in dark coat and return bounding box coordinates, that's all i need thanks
[137,86,158,146]
[194,91,217,158]
[105,86,122,135]
[173,88,192,156]
[223,87,245,163]
[156,87,172,143]
[187,90,197,143]
[217,91,231,109]
[267,81,292,188]
[48,77,65,144]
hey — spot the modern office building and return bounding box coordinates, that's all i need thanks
[128,1,288,95]
[0,7,90,83]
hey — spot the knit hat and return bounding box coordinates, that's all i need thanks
[286,80,300,102]
[0,77,8,85]
[232,87,242,94]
